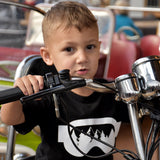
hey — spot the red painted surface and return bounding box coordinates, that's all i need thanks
[0,47,39,62]
[0,47,40,78]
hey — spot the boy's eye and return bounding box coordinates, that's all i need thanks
[65,47,74,52]
[87,44,95,50]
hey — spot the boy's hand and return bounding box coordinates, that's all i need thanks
[14,75,44,96]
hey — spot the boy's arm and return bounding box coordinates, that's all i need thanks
[1,101,25,125]
[0,75,44,125]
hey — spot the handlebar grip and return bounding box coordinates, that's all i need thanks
[0,87,24,104]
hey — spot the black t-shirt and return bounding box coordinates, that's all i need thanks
[14,89,129,160]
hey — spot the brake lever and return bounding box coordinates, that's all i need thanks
[20,76,86,103]
[20,73,116,103]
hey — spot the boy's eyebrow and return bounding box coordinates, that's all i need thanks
[88,39,99,42]
[61,38,98,44]
[84,39,100,44]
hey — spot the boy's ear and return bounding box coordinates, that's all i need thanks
[40,47,53,66]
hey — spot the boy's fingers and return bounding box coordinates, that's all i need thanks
[28,75,44,94]
[35,75,44,90]
[24,75,36,95]
[23,75,43,95]
[14,75,44,96]
[21,75,34,95]
[14,77,29,95]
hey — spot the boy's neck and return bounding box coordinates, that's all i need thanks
[71,87,94,97]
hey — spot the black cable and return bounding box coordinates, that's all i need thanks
[93,80,117,93]
[137,101,160,115]
[60,117,139,159]
[60,100,118,159]
[150,135,160,157]
[137,100,160,159]
[147,121,160,160]
[137,100,160,160]
[0,0,46,15]
[45,77,139,159]
[57,97,139,159]
[147,126,157,160]
[66,117,115,159]
[145,120,154,159]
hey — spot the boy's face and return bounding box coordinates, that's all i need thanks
[41,26,100,79]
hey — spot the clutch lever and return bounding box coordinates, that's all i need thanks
[21,72,116,103]
[21,79,116,103]
[20,77,86,103]
[0,69,116,105]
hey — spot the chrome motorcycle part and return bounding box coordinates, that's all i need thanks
[115,73,141,104]
[132,55,160,100]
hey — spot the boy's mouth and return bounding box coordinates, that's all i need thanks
[77,68,88,75]
[80,68,86,71]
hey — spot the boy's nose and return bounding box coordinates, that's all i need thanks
[76,51,88,64]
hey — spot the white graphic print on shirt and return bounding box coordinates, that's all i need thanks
[58,117,121,157]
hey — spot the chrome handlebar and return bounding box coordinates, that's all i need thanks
[114,55,160,103]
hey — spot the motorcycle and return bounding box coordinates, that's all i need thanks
[1,55,160,160]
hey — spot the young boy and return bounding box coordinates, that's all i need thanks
[1,1,129,159]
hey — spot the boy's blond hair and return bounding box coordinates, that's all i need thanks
[42,1,98,45]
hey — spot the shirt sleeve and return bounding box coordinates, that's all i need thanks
[14,96,53,134]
